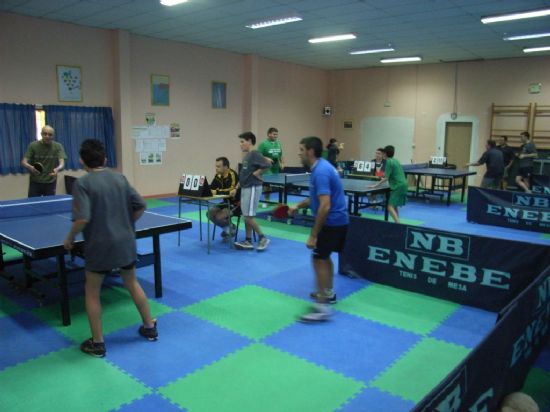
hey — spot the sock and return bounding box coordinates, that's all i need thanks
[246,237,252,242]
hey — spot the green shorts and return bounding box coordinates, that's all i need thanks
[389,184,408,207]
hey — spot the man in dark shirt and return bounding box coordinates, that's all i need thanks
[207,156,239,240]
[497,136,515,190]
[466,140,504,189]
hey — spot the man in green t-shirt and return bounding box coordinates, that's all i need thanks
[21,125,67,197]
[258,127,284,204]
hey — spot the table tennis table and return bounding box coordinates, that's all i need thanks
[404,167,476,206]
[0,195,192,326]
[262,173,391,219]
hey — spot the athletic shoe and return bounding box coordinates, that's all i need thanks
[309,291,337,304]
[221,224,237,240]
[256,237,270,251]
[139,320,158,341]
[80,338,106,358]
[299,304,331,323]
[234,240,254,250]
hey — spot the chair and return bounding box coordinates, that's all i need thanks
[211,204,256,242]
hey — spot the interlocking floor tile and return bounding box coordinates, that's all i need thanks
[0,311,73,370]
[0,347,150,411]
[337,387,415,412]
[371,337,470,402]
[159,343,364,412]
[106,311,250,388]
[183,285,310,340]
[337,284,459,335]
[32,286,173,342]
[265,311,421,382]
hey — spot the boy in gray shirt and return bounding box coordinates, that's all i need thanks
[63,139,157,357]
[230,132,271,251]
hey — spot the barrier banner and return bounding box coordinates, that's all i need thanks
[339,217,550,311]
[532,174,550,195]
[466,186,550,233]
[412,265,550,412]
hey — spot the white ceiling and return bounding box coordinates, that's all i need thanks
[2,0,550,69]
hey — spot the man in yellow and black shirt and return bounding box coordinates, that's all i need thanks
[208,157,240,239]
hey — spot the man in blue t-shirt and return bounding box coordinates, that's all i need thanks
[289,136,349,322]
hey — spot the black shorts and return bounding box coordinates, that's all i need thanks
[313,225,348,260]
[92,262,136,275]
[518,167,533,179]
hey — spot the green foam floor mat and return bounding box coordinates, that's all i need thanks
[370,337,470,402]
[337,284,459,335]
[159,343,364,412]
[32,286,173,342]
[0,347,150,411]
[184,285,311,340]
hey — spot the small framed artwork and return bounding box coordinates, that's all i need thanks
[212,81,226,109]
[57,65,82,102]
[343,120,353,129]
[151,74,170,106]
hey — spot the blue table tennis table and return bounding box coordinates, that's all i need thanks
[0,195,192,325]
[404,167,476,206]
[262,173,391,219]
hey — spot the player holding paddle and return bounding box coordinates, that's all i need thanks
[21,125,66,197]
[288,136,349,322]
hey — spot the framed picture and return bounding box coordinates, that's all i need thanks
[56,65,82,102]
[212,81,226,109]
[151,74,170,106]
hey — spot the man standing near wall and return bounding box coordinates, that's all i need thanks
[497,136,515,190]
[21,125,66,197]
[466,140,504,190]
[258,127,284,204]
[515,132,538,193]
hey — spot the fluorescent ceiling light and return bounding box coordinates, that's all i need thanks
[160,0,188,5]
[523,46,550,53]
[504,32,550,41]
[309,34,356,44]
[246,15,302,29]
[350,47,395,55]
[380,56,421,63]
[481,8,550,24]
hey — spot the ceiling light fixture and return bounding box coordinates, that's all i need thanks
[380,56,421,63]
[504,32,550,41]
[350,47,395,55]
[245,14,302,29]
[481,8,550,24]
[308,34,356,44]
[160,0,188,5]
[523,46,550,53]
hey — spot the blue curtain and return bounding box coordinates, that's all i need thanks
[44,105,116,170]
[0,103,36,175]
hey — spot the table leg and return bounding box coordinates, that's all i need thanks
[153,235,162,297]
[178,196,182,246]
[447,178,452,206]
[206,202,211,254]
[198,201,203,241]
[461,177,467,203]
[57,255,71,326]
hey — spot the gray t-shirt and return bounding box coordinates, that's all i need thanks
[518,142,537,168]
[239,150,271,188]
[72,169,146,272]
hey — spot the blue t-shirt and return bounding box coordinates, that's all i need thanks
[309,158,349,226]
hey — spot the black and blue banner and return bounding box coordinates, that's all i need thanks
[339,217,550,312]
[532,174,550,196]
[467,186,550,233]
[412,265,550,412]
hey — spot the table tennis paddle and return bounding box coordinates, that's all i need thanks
[272,204,290,219]
[33,162,44,173]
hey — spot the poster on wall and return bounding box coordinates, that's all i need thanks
[170,123,181,139]
[57,65,82,102]
[151,74,170,106]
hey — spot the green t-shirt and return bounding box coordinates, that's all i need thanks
[24,140,67,183]
[258,139,283,174]
[384,158,407,190]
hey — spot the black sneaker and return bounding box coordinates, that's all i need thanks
[80,338,106,358]
[139,320,158,341]
[309,292,337,304]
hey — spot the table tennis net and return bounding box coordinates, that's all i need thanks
[0,197,73,219]
[284,173,310,184]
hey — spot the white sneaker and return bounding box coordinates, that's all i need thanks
[234,240,254,250]
[299,304,331,323]
[256,237,270,251]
